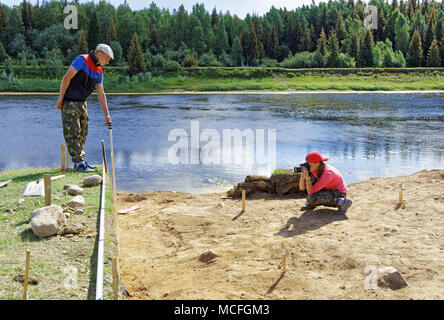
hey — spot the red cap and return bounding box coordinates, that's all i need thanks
[305,151,329,163]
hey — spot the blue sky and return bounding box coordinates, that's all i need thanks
[2,0,325,18]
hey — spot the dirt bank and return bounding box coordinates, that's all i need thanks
[116,169,444,300]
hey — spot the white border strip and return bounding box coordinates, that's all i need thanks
[96,163,106,300]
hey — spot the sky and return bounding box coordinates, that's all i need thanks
[2,0,327,18]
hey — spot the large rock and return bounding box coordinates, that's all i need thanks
[83,175,103,187]
[30,205,66,237]
[67,196,84,209]
[227,172,304,197]
[66,185,83,196]
[271,174,302,196]
[363,265,408,290]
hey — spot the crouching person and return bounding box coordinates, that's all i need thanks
[298,151,352,215]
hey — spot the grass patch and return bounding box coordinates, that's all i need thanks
[272,168,295,175]
[1,70,443,92]
[0,167,115,300]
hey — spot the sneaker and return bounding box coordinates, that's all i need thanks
[74,161,94,173]
[300,203,315,211]
[84,161,97,169]
[337,199,352,215]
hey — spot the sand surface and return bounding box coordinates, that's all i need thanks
[116,170,444,300]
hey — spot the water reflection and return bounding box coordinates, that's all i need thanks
[0,93,443,193]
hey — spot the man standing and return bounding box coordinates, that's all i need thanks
[55,44,113,172]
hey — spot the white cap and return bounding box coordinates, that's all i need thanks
[95,43,114,60]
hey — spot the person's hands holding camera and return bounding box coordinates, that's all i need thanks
[301,165,310,179]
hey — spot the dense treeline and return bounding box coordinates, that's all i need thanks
[0,0,444,76]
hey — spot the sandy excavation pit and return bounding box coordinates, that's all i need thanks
[116,170,444,300]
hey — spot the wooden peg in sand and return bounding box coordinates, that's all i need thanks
[44,174,51,206]
[23,249,30,300]
[241,190,246,212]
[398,183,406,205]
[281,242,287,273]
[61,144,65,173]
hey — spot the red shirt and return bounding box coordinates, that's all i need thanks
[308,164,347,195]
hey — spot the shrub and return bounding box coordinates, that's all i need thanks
[183,56,196,67]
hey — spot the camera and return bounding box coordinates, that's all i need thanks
[294,163,310,173]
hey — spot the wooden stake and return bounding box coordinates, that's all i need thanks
[66,149,69,169]
[61,144,65,173]
[101,140,108,173]
[43,174,51,206]
[23,249,30,300]
[242,190,246,212]
[282,243,287,273]
[399,183,404,204]
[112,257,119,300]
[109,124,117,222]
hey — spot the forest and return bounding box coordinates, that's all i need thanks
[0,0,443,77]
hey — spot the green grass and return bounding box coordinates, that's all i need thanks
[0,70,443,92]
[0,167,116,300]
[272,168,295,175]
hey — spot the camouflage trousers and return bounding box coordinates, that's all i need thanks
[306,176,346,208]
[61,100,88,163]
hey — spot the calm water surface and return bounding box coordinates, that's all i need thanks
[1,93,443,193]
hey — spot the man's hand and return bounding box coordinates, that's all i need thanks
[104,115,112,125]
[55,101,63,109]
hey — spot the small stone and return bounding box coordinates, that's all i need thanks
[74,208,84,215]
[67,196,84,209]
[83,175,103,187]
[18,199,25,206]
[391,228,399,233]
[64,212,70,219]
[199,250,218,263]
[6,208,14,214]
[62,223,84,235]
[63,184,75,190]
[66,185,83,196]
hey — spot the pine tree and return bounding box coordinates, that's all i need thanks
[108,20,118,43]
[399,0,407,15]
[320,6,328,36]
[77,29,88,54]
[407,29,423,66]
[424,7,436,58]
[211,8,218,27]
[336,12,346,43]
[407,0,415,20]
[267,24,279,60]
[249,21,260,65]
[348,30,360,62]
[359,29,374,67]
[348,0,354,9]
[232,35,243,66]
[214,17,229,56]
[377,9,387,42]
[317,27,328,55]
[21,0,32,31]
[391,0,399,12]
[88,11,101,51]
[149,24,159,53]
[128,32,147,75]
[440,31,444,67]
[0,40,7,62]
[0,5,7,43]
[327,30,340,67]
[426,39,441,67]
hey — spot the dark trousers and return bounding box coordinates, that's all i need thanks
[306,176,346,208]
